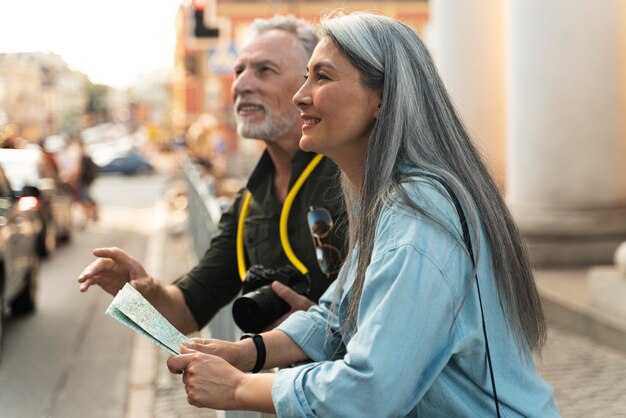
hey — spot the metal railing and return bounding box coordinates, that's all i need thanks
[182,156,273,418]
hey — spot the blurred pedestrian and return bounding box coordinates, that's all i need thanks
[36,139,60,176]
[73,138,99,224]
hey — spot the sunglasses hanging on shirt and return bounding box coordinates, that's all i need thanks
[307,206,342,276]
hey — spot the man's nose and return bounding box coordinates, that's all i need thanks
[232,69,255,96]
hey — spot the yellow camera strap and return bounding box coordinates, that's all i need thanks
[236,191,253,280]
[236,153,324,281]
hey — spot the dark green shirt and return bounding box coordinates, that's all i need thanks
[177,150,347,328]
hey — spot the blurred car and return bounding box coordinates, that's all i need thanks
[98,152,154,175]
[0,166,40,362]
[0,148,74,257]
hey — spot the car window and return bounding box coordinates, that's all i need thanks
[0,160,39,190]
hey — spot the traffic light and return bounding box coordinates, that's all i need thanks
[192,0,219,38]
[194,10,219,37]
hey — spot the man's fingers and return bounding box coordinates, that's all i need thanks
[271,281,299,301]
[78,279,93,292]
[92,247,134,265]
[272,281,315,311]
[77,257,111,287]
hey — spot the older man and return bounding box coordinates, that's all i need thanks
[78,15,345,336]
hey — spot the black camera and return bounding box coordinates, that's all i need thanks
[232,265,311,333]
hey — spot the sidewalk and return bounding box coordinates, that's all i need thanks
[127,199,217,418]
[129,197,626,417]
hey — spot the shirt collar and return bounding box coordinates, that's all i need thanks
[246,149,319,195]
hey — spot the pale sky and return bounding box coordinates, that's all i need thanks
[0,0,182,88]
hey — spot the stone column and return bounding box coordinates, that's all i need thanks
[506,0,626,266]
[429,0,507,186]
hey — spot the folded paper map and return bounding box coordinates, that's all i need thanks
[106,283,191,355]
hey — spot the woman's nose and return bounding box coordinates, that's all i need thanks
[293,84,311,108]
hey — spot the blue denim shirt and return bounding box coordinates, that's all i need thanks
[273,177,560,417]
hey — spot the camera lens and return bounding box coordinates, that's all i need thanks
[232,285,290,333]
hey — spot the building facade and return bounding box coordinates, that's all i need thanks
[0,52,87,141]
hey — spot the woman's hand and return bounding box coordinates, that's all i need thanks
[180,338,256,372]
[167,346,247,410]
[169,332,303,412]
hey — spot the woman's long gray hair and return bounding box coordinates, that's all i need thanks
[320,12,546,351]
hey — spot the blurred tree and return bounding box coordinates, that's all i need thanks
[85,80,110,125]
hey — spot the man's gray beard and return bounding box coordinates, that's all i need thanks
[235,112,300,143]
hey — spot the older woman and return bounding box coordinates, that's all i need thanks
[168,11,560,417]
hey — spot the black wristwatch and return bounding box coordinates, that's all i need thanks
[240,333,266,373]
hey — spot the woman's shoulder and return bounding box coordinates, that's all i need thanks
[374,175,463,266]
[385,174,458,222]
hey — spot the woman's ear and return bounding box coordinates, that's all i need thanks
[373,89,383,120]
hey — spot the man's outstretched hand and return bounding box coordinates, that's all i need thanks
[78,247,153,296]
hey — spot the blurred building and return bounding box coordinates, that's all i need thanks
[0,52,87,140]
[127,70,175,147]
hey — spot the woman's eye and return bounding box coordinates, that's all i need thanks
[303,71,330,82]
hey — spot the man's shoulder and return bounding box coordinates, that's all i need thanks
[310,156,341,184]
[317,155,340,172]
[307,157,343,208]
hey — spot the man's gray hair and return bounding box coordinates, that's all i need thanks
[248,15,318,57]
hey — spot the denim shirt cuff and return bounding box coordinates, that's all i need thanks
[272,365,316,417]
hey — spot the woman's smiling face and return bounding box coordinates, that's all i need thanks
[293,38,381,173]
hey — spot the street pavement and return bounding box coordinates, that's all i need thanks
[540,327,626,417]
[130,192,626,418]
